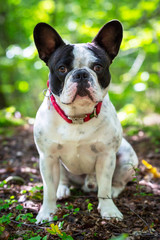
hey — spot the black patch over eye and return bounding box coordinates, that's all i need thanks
[58,66,68,73]
[93,64,103,73]
[85,44,111,88]
[47,44,74,96]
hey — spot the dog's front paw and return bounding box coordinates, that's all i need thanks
[36,206,57,224]
[56,184,70,200]
[98,198,123,220]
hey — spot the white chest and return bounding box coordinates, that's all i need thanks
[34,96,122,175]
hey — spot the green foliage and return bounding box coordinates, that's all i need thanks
[28,236,48,240]
[65,204,73,210]
[87,203,93,212]
[0,197,48,239]
[0,197,18,211]
[20,230,46,240]
[16,213,37,223]
[0,213,13,235]
[125,124,160,142]
[53,215,58,221]
[0,180,7,188]
[73,208,80,214]
[0,225,5,235]
[28,236,42,240]
[0,107,24,126]
[0,213,12,225]
[64,203,80,215]
[16,204,23,211]
[29,186,43,200]
[109,233,129,240]
[47,223,73,240]
[0,0,159,122]
[132,167,154,197]
[57,204,62,208]
[143,125,160,143]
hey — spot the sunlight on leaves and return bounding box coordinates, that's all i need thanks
[17,81,29,93]
[47,223,63,236]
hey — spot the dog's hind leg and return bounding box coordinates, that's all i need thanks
[112,138,138,198]
[56,162,71,200]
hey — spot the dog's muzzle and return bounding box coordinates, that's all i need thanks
[72,69,92,97]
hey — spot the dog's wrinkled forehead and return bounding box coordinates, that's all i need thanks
[49,43,108,70]
[48,42,109,75]
[72,44,97,69]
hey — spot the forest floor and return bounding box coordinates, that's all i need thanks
[0,124,160,240]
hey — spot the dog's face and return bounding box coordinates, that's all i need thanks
[34,21,122,115]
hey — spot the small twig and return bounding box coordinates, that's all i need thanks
[38,220,57,226]
[38,216,66,226]
[124,204,152,233]
[11,220,46,229]
[106,222,121,229]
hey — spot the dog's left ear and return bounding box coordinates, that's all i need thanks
[92,20,123,61]
[33,23,65,63]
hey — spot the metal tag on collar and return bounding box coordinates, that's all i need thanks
[89,107,98,119]
[68,116,84,124]
[93,107,98,118]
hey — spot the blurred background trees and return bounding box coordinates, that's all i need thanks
[0,0,160,127]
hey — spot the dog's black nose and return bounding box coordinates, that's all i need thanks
[72,69,91,97]
[73,69,90,85]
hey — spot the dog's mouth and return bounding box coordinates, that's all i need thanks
[72,88,94,103]
[60,81,100,105]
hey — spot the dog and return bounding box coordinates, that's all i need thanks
[33,20,138,223]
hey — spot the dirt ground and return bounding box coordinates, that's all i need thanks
[0,124,160,240]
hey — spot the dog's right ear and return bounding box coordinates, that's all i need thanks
[33,23,65,63]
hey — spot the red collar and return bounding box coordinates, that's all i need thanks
[47,80,102,124]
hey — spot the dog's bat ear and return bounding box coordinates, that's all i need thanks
[33,23,65,63]
[92,20,123,61]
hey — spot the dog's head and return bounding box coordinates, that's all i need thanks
[34,21,123,116]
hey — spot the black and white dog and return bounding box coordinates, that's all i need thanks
[33,20,138,223]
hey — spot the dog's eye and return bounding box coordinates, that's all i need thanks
[93,65,103,73]
[58,66,67,73]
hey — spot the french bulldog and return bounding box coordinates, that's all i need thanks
[33,20,138,223]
